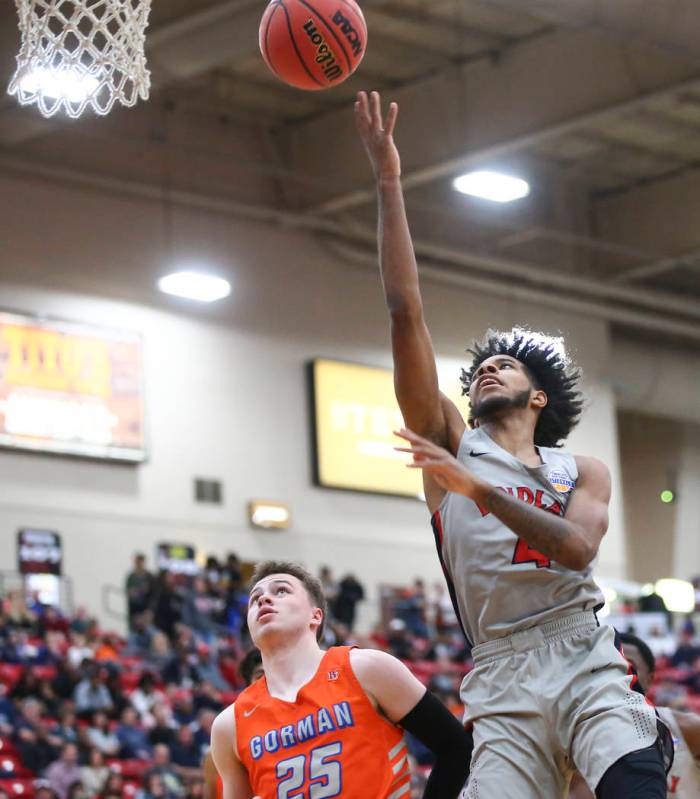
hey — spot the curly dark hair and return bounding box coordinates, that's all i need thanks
[460,329,583,448]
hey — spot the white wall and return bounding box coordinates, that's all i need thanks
[0,171,630,630]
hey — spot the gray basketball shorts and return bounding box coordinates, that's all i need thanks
[460,611,658,798]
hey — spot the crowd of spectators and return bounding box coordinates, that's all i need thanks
[2,555,700,799]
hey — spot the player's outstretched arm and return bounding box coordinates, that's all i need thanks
[211,705,257,799]
[397,429,609,571]
[354,91,464,451]
[351,648,473,798]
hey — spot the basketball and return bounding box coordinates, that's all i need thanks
[259,0,367,91]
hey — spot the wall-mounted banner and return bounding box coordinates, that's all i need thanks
[18,528,62,575]
[0,311,145,461]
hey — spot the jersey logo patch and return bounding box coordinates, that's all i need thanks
[327,670,339,681]
[548,469,575,493]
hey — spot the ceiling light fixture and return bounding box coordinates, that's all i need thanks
[453,170,530,203]
[158,271,231,302]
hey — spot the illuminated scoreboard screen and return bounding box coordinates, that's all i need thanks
[310,358,466,498]
[0,311,146,462]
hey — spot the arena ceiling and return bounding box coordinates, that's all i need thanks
[1,0,700,344]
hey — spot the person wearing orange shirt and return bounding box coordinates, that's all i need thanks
[211,560,472,799]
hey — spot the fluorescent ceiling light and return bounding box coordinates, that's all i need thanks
[453,170,530,203]
[158,271,231,302]
[19,66,100,102]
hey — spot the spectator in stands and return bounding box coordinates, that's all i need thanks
[163,645,201,689]
[130,672,166,725]
[432,581,458,634]
[192,708,216,756]
[672,627,700,668]
[126,554,156,631]
[67,634,94,669]
[331,573,365,631]
[126,610,157,657]
[143,744,182,797]
[38,606,70,637]
[34,785,59,799]
[0,683,15,736]
[152,572,183,641]
[86,710,120,756]
[237,648,263,686]
[80,747,110,796]
[386,617,415,660]
[170,724,201,780]
[104,670,129,718]
[74,663,113,718]
[148,703,176,748]
[182,579,221,643]
[14,697,62,774]
[191,680,222,714]
[223,553,242,589]
[138,771,177,799]
[54,705,80,745]
[43,742,82,799]
[396,579,429,639]
[5,590,36,630]
[172,691,196,726]
[66,781,89,799]
[194,645,229,692]
[319,566,339,605]
[97,771,125,799]
[68,607,91,636]
[116,705,151,759]
[52,660,81,703]
[9,668,57,711]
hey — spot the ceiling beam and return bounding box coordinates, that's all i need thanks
[286,28,700,214]
[1,153,698,334]
[476,0,700,64]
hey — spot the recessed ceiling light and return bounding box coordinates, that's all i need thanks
[453,170,530,203]
[157,271,231,302]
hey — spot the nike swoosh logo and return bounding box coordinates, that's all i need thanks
[469,451,488,457]
[244,707,258,717]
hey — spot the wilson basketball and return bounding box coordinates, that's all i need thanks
[259,0,367,91]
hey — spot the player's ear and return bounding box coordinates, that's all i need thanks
[310,607,323,634]
[531,389,547,410]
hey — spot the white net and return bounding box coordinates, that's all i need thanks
[7,0,152,118]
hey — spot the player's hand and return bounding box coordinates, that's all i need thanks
[395,428,486,498]
[354,91,401,181]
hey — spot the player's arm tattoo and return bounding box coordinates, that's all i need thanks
[480,486,593,571]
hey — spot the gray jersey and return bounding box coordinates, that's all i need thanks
[432,426,604,645]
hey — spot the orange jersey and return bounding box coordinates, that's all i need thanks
[235,646,411,799]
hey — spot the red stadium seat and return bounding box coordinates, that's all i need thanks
[0,778,36,798]
[0,757,33,778]
[0,740,18,757]
[31,666,56,681]
[0,664,22,688]
[106,759,148,779]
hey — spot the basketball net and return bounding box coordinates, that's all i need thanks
[8,0,152,118]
